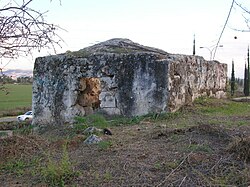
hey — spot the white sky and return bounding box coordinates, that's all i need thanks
[2,0,250,78]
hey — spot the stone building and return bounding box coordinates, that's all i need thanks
[32,38,227,125]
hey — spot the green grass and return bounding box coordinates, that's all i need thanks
[0,159,29,176]
[186,144,213,153]
[200,102,250,116]
[0,84,32,110]
[75,114,145,129]
[98,141,113,150]
[194,97,250,117]
[40,144,79,186]
[206,118,249,127]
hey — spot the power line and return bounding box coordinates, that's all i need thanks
[212,0,235,60]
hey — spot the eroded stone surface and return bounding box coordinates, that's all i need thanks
[167,54,227,112]
[32,38,227,126]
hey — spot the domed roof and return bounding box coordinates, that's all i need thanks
[80,38,168,55]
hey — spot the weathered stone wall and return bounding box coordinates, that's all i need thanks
[167,54,227,112]
[32,38,227,126]
[33,52,169,125]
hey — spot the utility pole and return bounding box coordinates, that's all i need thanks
[193,34,196,56]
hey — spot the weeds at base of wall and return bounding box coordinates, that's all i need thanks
[70,123,88,135]
[108,115,144,126]
[14,124,34,135]
[193,96,217,106]
[74,114,142,130]
[74,112,181,130]
[70,112,182,141]
[74,114,108,129]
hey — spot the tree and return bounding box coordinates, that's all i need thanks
[0,74,15,84]
[231,60,235,96]
[17,76,33,84]
[244,62,249,96]
[0,0,62,92]
[0,0,62,59]
[193,34,195,56]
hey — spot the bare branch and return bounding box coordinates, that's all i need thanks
[230,1,250,32]
[235,1,250,15]
[0,0,63,59]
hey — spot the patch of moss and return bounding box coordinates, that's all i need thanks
[109,47,134,53]
[66,50,90,58]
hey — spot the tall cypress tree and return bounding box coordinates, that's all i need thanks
[244,62,248,96]
[248,46,250,96]
[231,60,235,96]
[193,34,196,56]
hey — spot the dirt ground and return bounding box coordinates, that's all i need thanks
[0,98,250,187]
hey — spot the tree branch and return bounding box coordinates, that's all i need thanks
[0,0,63,59]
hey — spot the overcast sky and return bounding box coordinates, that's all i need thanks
[2,0,250,78]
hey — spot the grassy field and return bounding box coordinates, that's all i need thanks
[0,97,250,186]
[0,84,32,116]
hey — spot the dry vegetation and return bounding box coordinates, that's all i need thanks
[0,97,250,186]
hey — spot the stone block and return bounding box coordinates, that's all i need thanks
[101,108,121,115]
[99,92,116,108]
